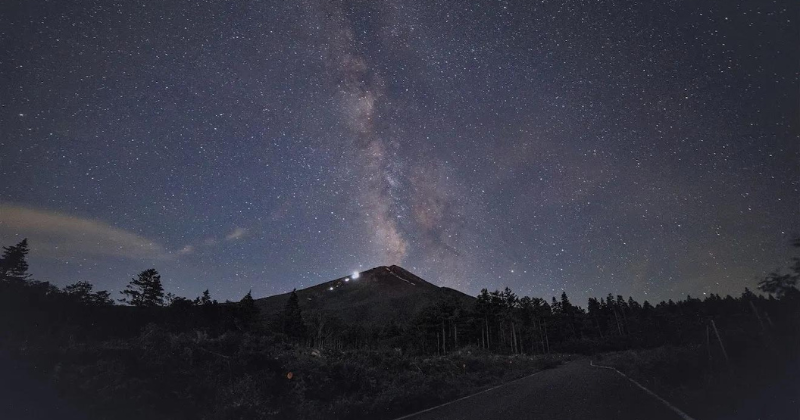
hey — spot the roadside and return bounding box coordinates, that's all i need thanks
[393,357,683,420]
[594,346,800,419]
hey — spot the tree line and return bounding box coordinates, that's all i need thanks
[2,237,798,358]
[278,239,800,358]
[0,239,265,341]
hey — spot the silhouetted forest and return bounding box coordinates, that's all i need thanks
[1,238,798,419]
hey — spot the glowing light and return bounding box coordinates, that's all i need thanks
[345,277,350,282]
[351,271,360,279]
[329,287,334,291]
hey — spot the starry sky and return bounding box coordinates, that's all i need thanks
[1,0,797,305]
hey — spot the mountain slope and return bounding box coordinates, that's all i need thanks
[255,265,474,325]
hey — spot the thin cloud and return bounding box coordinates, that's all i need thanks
[177,245,195,255]
[0,204,169,260]
[226,227,248,241]
[178,227,249,257]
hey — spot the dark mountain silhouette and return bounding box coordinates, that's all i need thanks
[255,265,474,325]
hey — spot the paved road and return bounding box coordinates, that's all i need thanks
[399,359,686,420]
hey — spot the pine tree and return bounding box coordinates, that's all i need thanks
[627,296,641,312]
[551,296,560,313]
[560,291,579,339]
[198,289,213,305]
[120,269,165,307]
[587,297,604,338]
[758,272,798,299]
[283,289,306,340]
[91,289,113,306]
[560,291,573,315]
[236,290,260,330]
[475,289,492,349]
[192,289,215,306]
[0,239,32,283]
[758,238,800,299]
[741,287,757,301]
[64,281,114,306]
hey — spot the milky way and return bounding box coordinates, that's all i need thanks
[0,0,797,305]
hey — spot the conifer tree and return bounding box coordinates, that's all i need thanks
[199,289,213,305]
[64,281,113,305]
[236,290,260,330]
[283,289,306,340]
[0,239,31,283]
[120,269,165,307]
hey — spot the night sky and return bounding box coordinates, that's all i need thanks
[1,0,797,305]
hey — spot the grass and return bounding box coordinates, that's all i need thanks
[8,326,573,420]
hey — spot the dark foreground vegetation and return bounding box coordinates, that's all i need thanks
[1,238,799,419]
[596,345,799,420]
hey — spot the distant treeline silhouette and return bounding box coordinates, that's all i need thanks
[1,237,798,355]
[0,238,798,419]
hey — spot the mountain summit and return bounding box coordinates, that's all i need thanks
[255,266,473,325]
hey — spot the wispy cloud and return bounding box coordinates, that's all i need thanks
[177,245,195,255]
[176,227,249,256]
[0,204,168,260]
[225,227,248,241]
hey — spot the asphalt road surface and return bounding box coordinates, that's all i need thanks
[398,359,687,420]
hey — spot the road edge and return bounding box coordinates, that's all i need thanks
[391,362,557,420]
[589,360,697,420]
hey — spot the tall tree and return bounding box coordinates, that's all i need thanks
[758,238,800,299]
[119,269,165,307]
[197,289,214,305]
[237,290,260,330]
[0,239,31,283]
[587,297,604,338]
[475,289,492,349]
[283,289,306,340]
[758,272,799,299]
[64,281,114,306]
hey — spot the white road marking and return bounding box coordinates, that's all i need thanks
[590,360,697,420]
